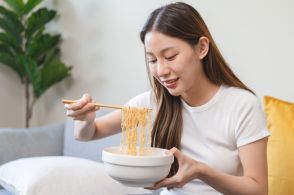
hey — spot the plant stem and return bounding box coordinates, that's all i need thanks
[29,97,37,123]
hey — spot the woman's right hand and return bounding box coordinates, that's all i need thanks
[64,93,98,123]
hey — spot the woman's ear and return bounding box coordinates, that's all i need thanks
[195,36,209,60]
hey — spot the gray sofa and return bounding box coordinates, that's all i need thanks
[0,111,161,195]
[0,110,122,165]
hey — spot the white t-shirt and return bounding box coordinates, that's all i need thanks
[127,85,270,195]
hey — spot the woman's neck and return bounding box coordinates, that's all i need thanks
[181,79,220,107]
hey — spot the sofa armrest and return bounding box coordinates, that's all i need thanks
[0,123,65,166]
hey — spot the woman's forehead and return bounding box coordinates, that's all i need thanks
[144,31,184,54]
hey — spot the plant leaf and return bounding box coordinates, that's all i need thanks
[19,54,71,98]
[0,32,22,54]
[0,18,23,43]
[0,6,23,45]
[20,55,43,97]
[36,47,60,67]
[0,51,14,66]
[25,8,56,39]
[26,33,60,60]
[23,0,43,14]
[0,6,24,33]
[0,43,13,55]
[3,0,24,15]
[40,55,71,95]
[0,51,24,79]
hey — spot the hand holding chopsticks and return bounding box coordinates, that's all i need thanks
[63,94,151,122]
[63,94,99,122]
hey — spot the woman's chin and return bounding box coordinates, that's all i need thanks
[167,88,181,97]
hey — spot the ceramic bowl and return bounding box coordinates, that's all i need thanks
[102,146,174,187]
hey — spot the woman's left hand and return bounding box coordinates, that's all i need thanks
[147,147,204,190]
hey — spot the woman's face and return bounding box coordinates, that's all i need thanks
[144,31,207,97]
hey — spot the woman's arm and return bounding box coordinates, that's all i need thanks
[92,110,122,139]
[200,138,268,195]
[150,138,268,195]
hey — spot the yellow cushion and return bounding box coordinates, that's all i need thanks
[264,96,294,195]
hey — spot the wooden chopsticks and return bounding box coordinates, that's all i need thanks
[62,99,123,110]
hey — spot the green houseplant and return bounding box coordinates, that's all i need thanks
[0,0,72,127]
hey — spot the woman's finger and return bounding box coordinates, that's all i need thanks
[153,176,179,189]
[81,93,93,102]
[66,102,96,117]
[65,99,88,111]
[65,93,93,111]
[169,147,184,163]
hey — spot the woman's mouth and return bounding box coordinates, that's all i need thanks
[163,78,179,89]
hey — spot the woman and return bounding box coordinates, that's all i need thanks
[65,2,269,195]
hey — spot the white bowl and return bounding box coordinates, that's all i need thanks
[102,146,174,187]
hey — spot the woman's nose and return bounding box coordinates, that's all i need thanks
[157,60,170,77]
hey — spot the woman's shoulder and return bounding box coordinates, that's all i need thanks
[222,85,260,108]
[126,90,155,108]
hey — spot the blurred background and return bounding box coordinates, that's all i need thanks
[0,0,293,127]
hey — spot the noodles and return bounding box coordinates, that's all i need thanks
[121,106,152,156]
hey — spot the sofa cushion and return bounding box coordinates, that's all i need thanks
[63,110,121,162]
[0,123,64,166]
[264,96,294,195]
[0,156,142,195]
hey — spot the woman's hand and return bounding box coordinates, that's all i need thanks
[65,93,99,141]
[65,93,98,122]
[148,147,204,190]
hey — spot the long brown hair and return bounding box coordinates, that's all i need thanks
[140,2,253,176]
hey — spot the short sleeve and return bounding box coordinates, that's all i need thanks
[234,95,270,147]
[126,91,154,108]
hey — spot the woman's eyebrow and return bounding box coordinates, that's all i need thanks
[146,46,177,56]
[146,52,155,57]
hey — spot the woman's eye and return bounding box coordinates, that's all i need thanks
[165,54,177,61]
[148,59,157,64]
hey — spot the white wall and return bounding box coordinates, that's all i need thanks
[0,0,293,127]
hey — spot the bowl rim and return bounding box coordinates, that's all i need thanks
[102,146,174,166]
